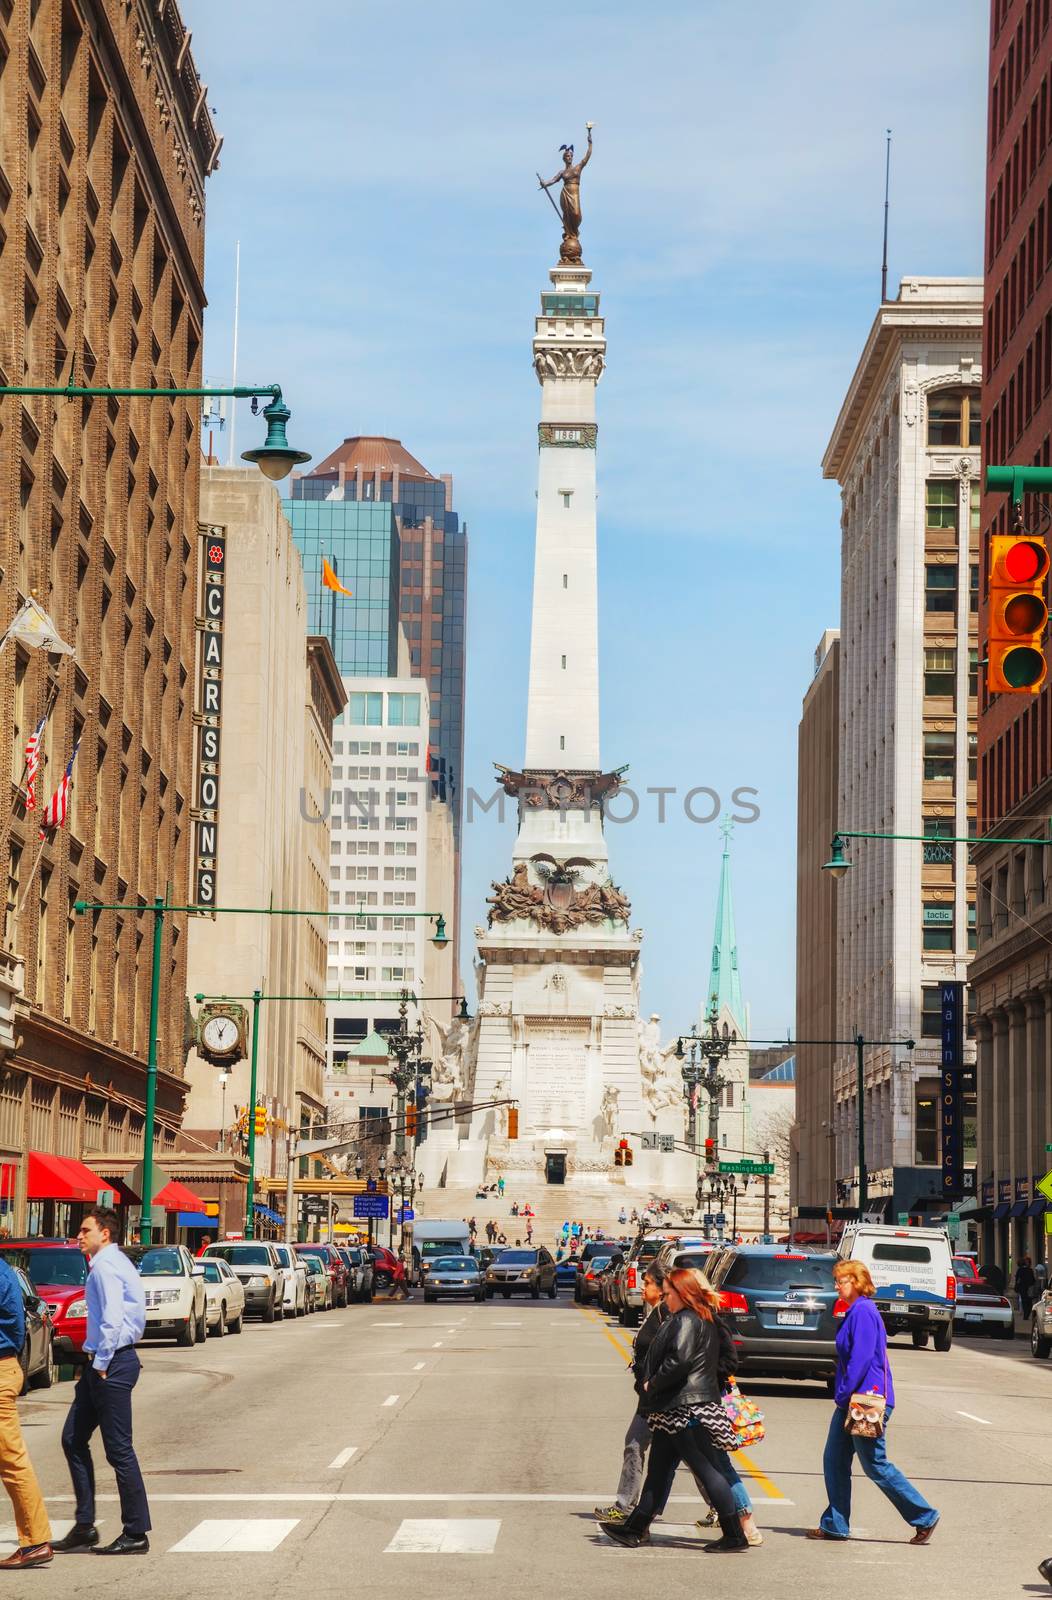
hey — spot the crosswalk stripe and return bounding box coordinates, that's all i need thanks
[385,1518,501,1554]
[328,1447,357,1469]
[169,1518,300,1553]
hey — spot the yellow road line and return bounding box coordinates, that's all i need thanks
[575,1302,786,1501]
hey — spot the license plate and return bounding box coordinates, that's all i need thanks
[777,1310,805,1326]
[965,1313,982,1322]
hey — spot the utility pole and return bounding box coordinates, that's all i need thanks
[284,1129,297,1245]
[762,1147,771,1239]
[856,1032,867,1217]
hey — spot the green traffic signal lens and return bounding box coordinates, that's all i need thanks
[1002,645,1047,688]
[1003,593,1048,635]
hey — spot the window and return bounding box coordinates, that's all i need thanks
[968,647,978,698]
[388,693,420,727]
[924,564,956,612]
[922,901,954,950]
[926,388,980,448]
[922,818,955,864]
[924,648,955,696]
[349,692,383,726]
[920,987,942,1037]
[923,730,955,781]
[969,563,979,613]
[925,480,958,531]
[914,1088,938,1165]
[967,902,977,951]
[967,730,977,782]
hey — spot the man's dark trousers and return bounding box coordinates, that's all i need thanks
[61,1348,151,1536]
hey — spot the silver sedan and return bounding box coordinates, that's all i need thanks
[423,1256,485,1303]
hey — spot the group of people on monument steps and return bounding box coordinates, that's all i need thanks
[594,1259,938,1554]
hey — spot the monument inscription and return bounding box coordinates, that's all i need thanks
[525,1017,590,1132]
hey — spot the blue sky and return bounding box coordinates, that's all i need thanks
[183,0,987,1039]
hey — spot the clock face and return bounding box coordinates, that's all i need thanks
[202,1014,239,1055]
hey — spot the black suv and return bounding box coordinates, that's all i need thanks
[707,1245,841,1387]
[484,1247,558,1299]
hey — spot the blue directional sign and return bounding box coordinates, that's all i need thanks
[398,1206,415,1223]
[714,1212,727,1227]
[353,1194,389,1220]
[703,1213,714,1226]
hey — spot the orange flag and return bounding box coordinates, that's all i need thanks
[321,557,353,597]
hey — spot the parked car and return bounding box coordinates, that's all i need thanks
[707,1245,842,1387]
[576,1255,612,1305]
[423,1255,485,1303]
[369,1244,407,1293]
[652,1239,716,1279]
[11,1265,55,1392]
[615,1229,698,1326]
[339,1245,374,1302]
[0,1239,89,1359]
[953,1274,1015,1339]
[293,1243,350,1308]
[484,1247,557,1299]
[302,1254,332,1310]
[838,1223,956,1351]
[199,1257,246,1337]
[200,1241,286,1322]
[1031,1289,1052,1358]
[272,1245,308,1318]
[125,1245,207,1347]
[598,1255,624,1312]
[555,1259,579,1293]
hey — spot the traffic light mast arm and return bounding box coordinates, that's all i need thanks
[986,465,1052,504]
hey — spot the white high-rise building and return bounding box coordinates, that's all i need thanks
[821,277,981,1219]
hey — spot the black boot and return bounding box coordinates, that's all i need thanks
[702,1513,750,1553]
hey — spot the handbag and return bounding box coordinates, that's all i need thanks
[722,1379,766,1448]
[845,1355,889,1439]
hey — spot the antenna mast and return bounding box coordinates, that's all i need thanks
[880,130,892,304]
[228,239,241,466]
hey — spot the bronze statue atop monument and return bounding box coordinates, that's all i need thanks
[538,124,593,263]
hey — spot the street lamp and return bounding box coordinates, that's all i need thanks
[822,820,1052,876]
[822,835,851,878]
[672,997,733,1236]
[0,383,310,482]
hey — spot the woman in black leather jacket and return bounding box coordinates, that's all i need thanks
[598,1268,750,1554]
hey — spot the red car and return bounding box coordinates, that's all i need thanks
[369,1245,406,1292]
[0,1239,89,1359]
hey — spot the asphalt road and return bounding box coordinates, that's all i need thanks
[5,1298,1052,1597]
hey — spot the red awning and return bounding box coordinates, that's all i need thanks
[153,1179,207,1214]
[27,1152,110,1204]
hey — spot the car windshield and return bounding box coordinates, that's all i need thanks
[304,1258,324,1275]
[136,1248,185,1277]
[201,1263,223,1283]
[496,1251,536,1265]
[432,1257,476,1272]
[726,1255,836,1290]
[4,1248,87,1288]
[205,1245,270,1266]
[421,1240,467,1258]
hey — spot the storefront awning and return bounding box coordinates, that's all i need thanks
[1007,1200,1028,1219]
[27,1152,110,1204]
[177,1212,214,1229]
[253,1203,284,1225]
[153,1180,207,1213]
[992,1201,1012,1220]
[1026,1199,1047,1219]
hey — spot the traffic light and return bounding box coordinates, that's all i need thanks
[406,1102,418,1139]
[704,1137,716,1166]
[987,530,1049,693]
[254,1104,267,1136]
[623,1143,634,1167]
[507,1107,519,1140]
[614,1146,624,1167]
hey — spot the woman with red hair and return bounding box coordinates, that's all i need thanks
[598,1268,750,1554]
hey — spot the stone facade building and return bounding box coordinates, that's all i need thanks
[0,0,219,1232]
[971,0,1052,1268]
[822,279,982,1220]
[793,629,840,1210]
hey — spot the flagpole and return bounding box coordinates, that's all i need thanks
[330,558,337,653]
[14,831,50,920]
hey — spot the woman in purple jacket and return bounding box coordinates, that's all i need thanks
[808,1259,939,1544]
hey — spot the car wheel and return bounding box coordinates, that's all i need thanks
[424,1291,436,1304]
[275,1299,285,1322]
[911,1330,929,1348]
[177,1311,197,1347]
[29,1335,55,1390]
[1032,1318,1051,1359]
[932,1322,953,1351]
[262,1295,276,1324]
[195,1303,207,1342]
[617,1305,627,1325]
[212,1303,227,1338]
[229,1306,244,1335]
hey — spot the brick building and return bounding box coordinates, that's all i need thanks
[0,0,219,1233]
[971,0,1052,1267]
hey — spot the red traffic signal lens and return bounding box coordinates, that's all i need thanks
[1004,540,1048,582]
[1001,645,1046,689]
[1003,594,1048,635]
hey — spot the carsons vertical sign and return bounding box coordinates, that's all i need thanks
[194,526,225,908]
[940,980,964,1198]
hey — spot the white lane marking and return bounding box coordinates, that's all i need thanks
[52,1492,794,1505]
[956,1409,992,1425]
[432,1341,443,1348]
[328,1447,358,1469]
[372,1321,404,1327]
[490,1321,522,1327]
[413,1362,425,1370]
[0,1519,78,1549]
[382,1394,399,1407]
[169,1518,300,1553]
[385,1518,501,1554]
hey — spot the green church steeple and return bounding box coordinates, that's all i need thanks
[706,817,746,1035]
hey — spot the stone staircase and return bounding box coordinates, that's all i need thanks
[417,1178,694,1249]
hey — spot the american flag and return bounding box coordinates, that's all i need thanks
[38,740,80,840]
[23,716,46,811]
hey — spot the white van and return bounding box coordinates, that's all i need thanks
[411,1220,473,1286]
[837,1223,955,1350]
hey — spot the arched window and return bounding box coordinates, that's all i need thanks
[927,388,981,448]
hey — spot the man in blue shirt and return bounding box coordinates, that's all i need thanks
[54,1208,151,1556]
[0,1257,52,1567]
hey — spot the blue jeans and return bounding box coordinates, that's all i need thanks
[819,1405,937,1538]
